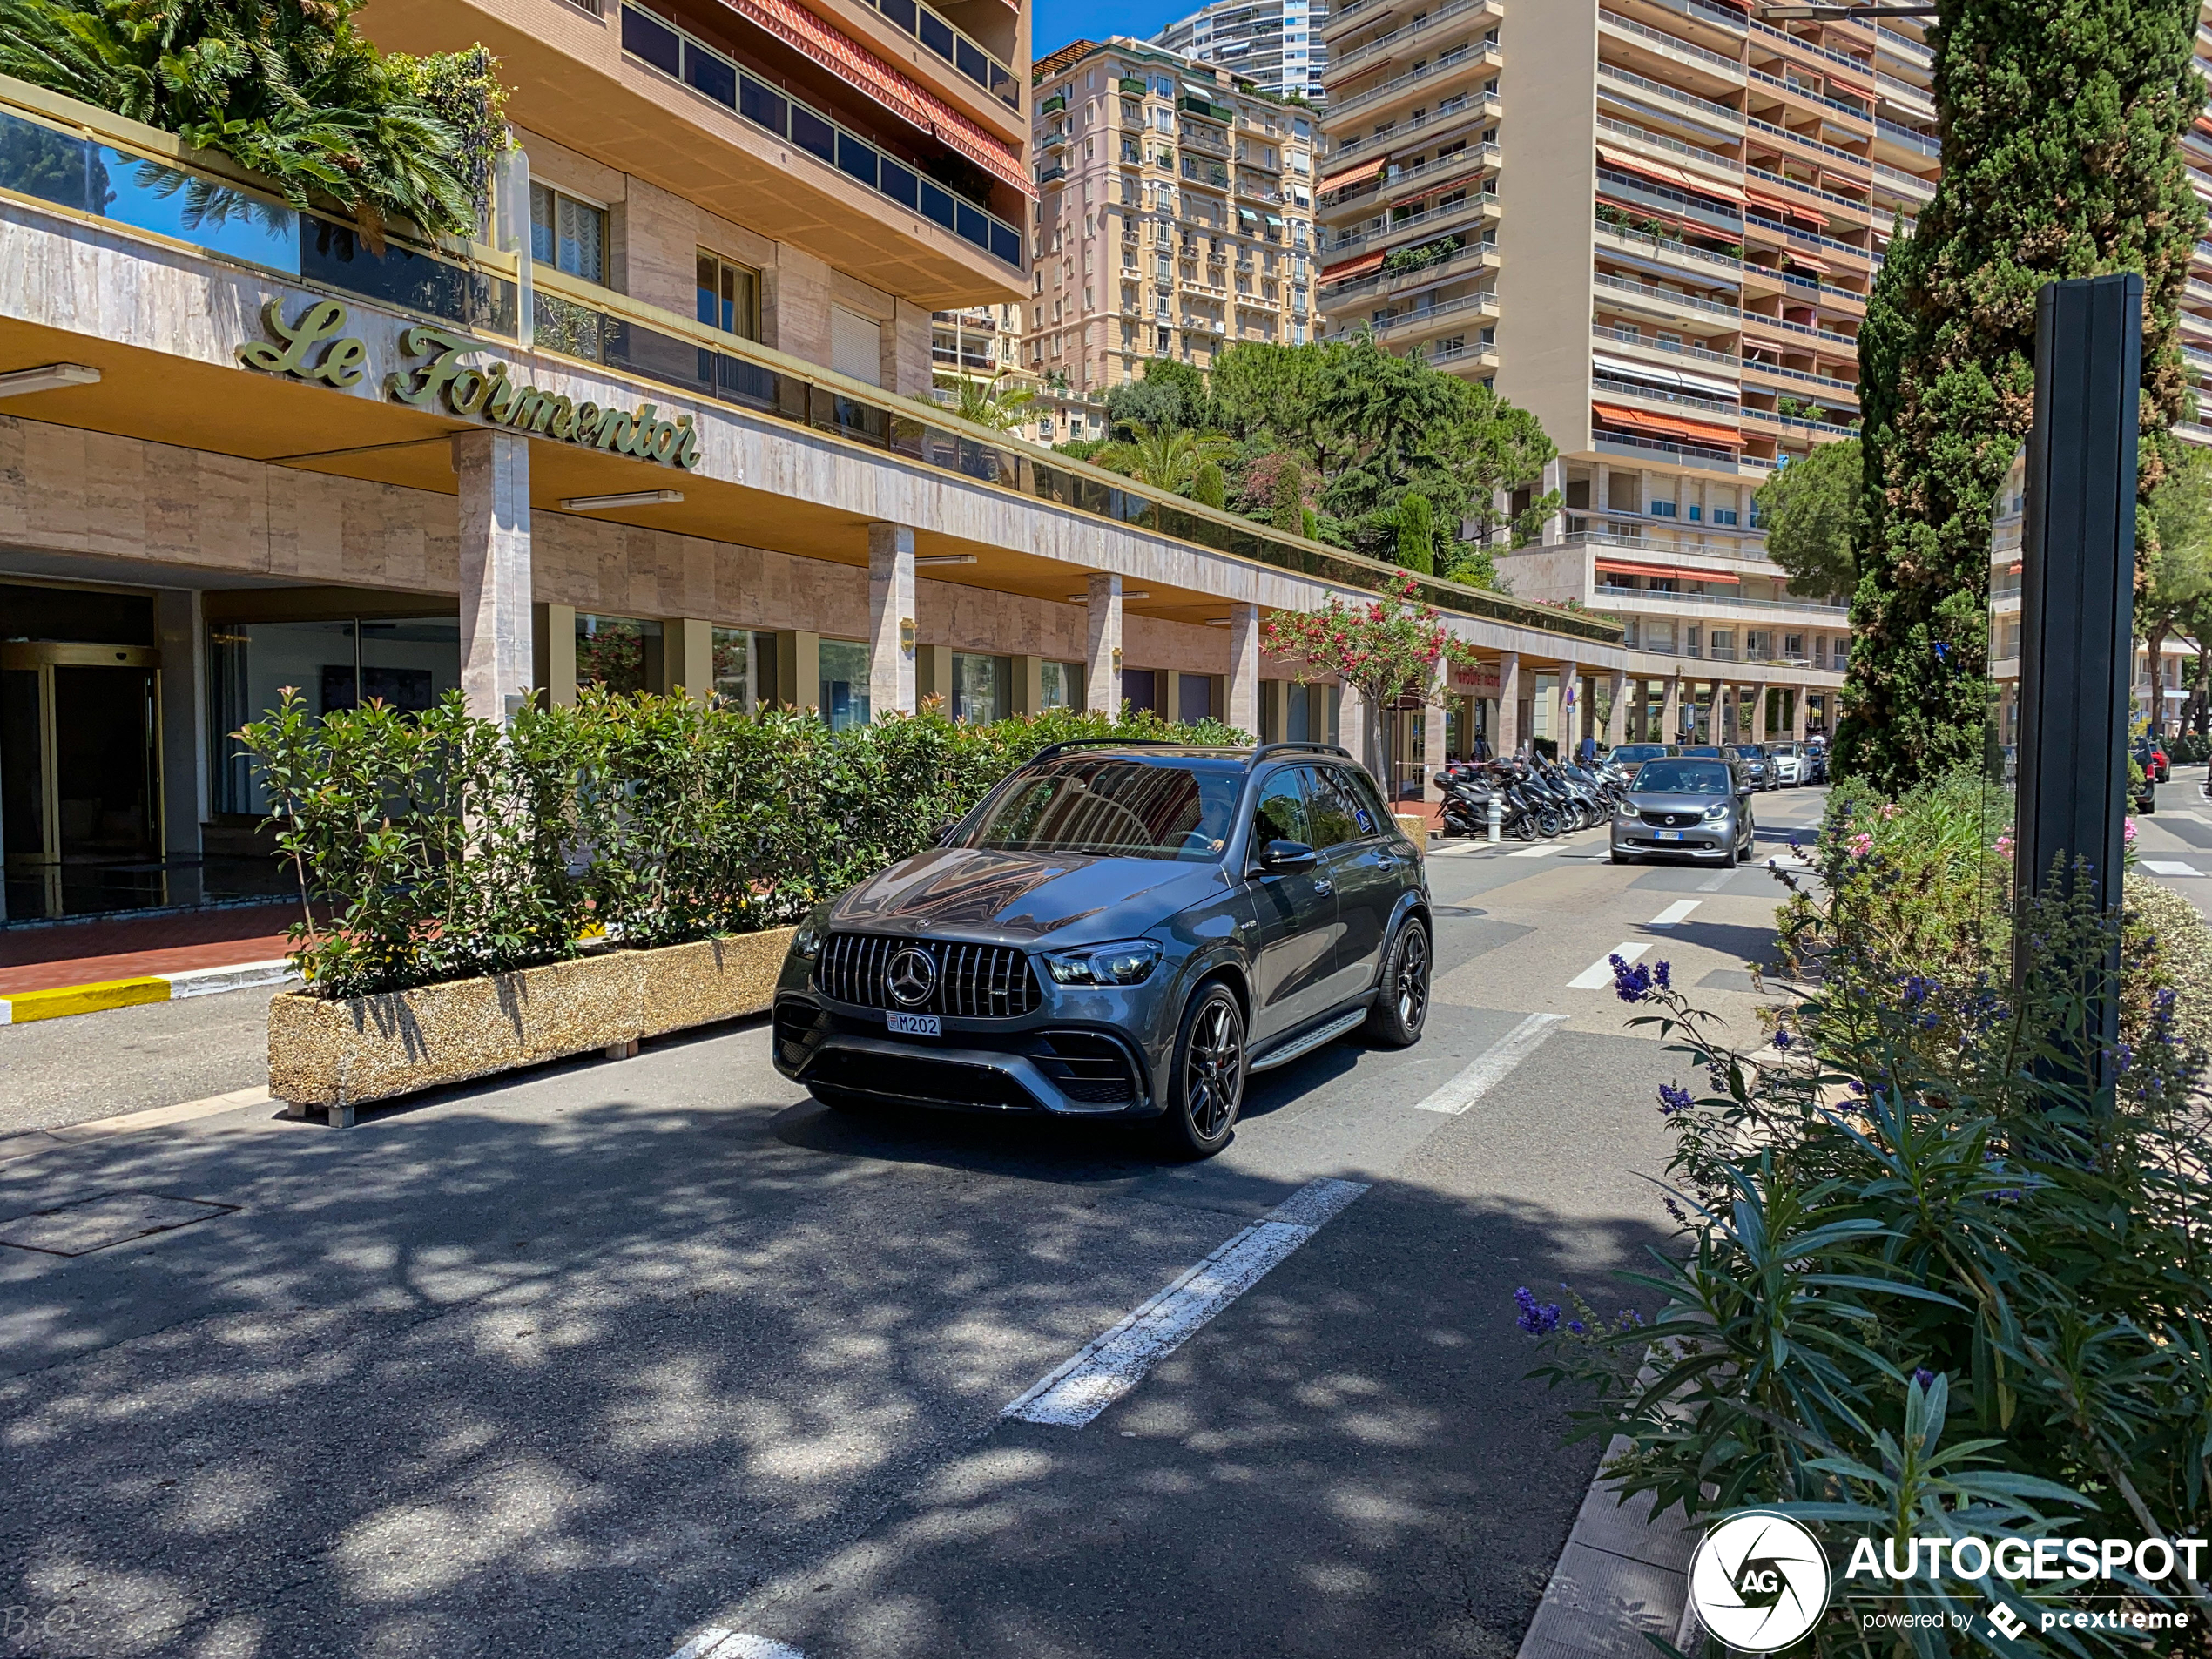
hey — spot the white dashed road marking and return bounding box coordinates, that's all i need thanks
[2144,860,2202,877]
[1507,840,1568,858]
[1647,900,1700,927]
[668,1631,805,1659]
[1002,1177,1368,1428]
[1696,870,1735,892]
[1430,840,1482,856]
[1568,942,1648,989]
[1411,1013,1568,1115]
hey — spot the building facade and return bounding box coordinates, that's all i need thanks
[1153,0,1332,108]
[1024,36,1320,428]
[0,1,1694,925]
[1313,0,1945,741]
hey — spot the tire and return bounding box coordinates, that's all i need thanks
[1159,983,1247,1159]
[1608,849,1634,865]
[1536,807,1564,838]
[1365,918,1431,1047]
[1513,815,1537,841]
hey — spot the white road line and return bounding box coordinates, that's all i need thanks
[2143,860,2202,877]
[668,1631,805,1659]
[1568,942,1648,989]
[1647,900,1700,927]
[1695,870,1734,893]
[1411,1013,1568,1115]
[1002,1177,1368,1428]
[1507,841,1567,859]
[1431,840,1482,857]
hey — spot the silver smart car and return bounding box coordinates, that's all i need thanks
[1609,756,1757,867]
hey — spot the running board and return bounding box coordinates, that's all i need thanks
[1249,1008,1369,1072]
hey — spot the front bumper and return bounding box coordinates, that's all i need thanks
[1612,820,1734,859]
[772,994,1165,1117]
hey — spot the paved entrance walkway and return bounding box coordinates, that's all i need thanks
[0,902,302,996]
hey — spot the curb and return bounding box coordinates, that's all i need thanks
[0,959,298,1026]
[1516,1434,1700,1659]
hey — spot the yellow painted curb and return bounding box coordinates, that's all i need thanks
[3,976,172,1023]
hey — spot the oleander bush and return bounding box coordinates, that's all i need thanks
[239,688,1248,1000]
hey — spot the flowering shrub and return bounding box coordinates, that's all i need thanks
[239,691,1248,999]
[1518,912,2212,1653]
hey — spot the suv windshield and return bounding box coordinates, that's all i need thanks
[1613,745,1667,763]
[963,759,1239,860]
[1633,759,1733,795]
[1733,745,1765,761]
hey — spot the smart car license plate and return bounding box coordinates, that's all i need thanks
[1656,829,1684,841]
[887,1013,941,1036]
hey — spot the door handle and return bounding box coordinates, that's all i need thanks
[1312,878,1334,897]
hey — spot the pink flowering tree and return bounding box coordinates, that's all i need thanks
[1261,572,1481,792]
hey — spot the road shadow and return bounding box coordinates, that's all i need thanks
[0,1053,1676,1659]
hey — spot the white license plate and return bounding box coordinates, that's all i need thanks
[887,1012,941,1036]
[1655,829,1684,841]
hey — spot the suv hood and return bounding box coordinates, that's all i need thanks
[829,846,1224,943]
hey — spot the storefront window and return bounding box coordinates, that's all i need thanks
[1177,673,1215,724]
[577,615,662,697]
[1037,660,1082,711]
[952,652,1009,723]
[1122,667,1158,713]
[818,639,870,729]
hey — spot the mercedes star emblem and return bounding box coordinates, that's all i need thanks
[886,946,937,1008]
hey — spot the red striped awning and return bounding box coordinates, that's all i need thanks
[1596,559,1743,583]
[712,0,1033,199]
[1594,401,1744,448]
[1322,250,1386,283]
[1596,144,1745,206]
[1319,155,1386,194]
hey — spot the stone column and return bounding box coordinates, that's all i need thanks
[663,618,714,703]
[1161,670,1183,724]
[1423,659,1448,799]
[1750,681,1770,744]
[776,630,821,710]
[867,522,916,718]
[1540,455,1566,545]
[1554,660,1577,755]
[1495,651,1521,756]
[1339,680,1376,779]
[1606,669,1628,746]
[455,429,533,725]
[1662,672,1683,743]
[1226,602,1260,739]
[1085,572,1123,713]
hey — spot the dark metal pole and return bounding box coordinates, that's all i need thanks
[2012,273,2141,1086]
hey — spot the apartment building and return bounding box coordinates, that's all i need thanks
[1312,0,1942,742]
[930,301,1028,390]
[0,0,1664,922]
[1024,37,1321,421]
[1154,0,1332,107]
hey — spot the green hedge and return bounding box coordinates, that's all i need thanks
[239,690,1251,1000]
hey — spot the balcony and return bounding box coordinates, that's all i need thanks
[1332,288,1499,340]
[1593,270,1743,322]
[1328,0,1505,79]
[1596,584,1850,620]
[1332,192,1500,254]
[1595,63,1744,131]
[842,0,1020,111]
[1594,374,1740,420]
[1749,67,1871,127]
[1329,41,1501,123]
[1598,8,1746,76]
[1875,117,1940,158]
[1592,323,1742,370]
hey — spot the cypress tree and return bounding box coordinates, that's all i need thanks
[1839,0,2202,792]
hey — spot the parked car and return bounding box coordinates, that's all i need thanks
[1678,745,1724,758]
[1730,743,1774,790]
[2134,735,2171,784]
[1608,743,1674,767]
[1765,741,1805,786]
[1610,756,1757,867]
[772,741,1432,1157]
[1804,738,1831,784]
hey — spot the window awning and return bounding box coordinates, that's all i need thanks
[1596,559,1743,584]
[1594,400,1744,448]
[1592,350,1740,399]
[1322,250,1386,283]
[1743,186,1798,216]
[1264,212,1285,226]
[715,0,1033,198]
[1596,144,1745,206]
[1783,250,1831,274]
[1410,168,1485,204]
[1319,155,1386,193]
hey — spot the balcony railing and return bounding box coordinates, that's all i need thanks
[1874,25,1932,66]
[1328,91,1501,158]
[1331,192,1499,253]
[1331,287,1499,340]
[1599,584,1850,617]
[1739,310,1858,348]
[1595,216,1746,275]
[1871,159,1935,199]
[1749,17,1872,72]
[1332,0,1500,76]
[1598,9,1745,73]
[620,7,1022,270]
[1749,67,1871,125]
[1595,116,1743,181]
[1596,62,1745,128]
[1592,324,1742,368]
[1329,43,1500,120]
[1746,116,1871,168]
[1740,356,1859,399]
[1594,374,1741,418]
[1876,117,1941,157]
[1595,271,1743,319]
[846,0,1020,108]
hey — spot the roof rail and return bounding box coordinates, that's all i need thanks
[1251,741,1355,763]
[1025,738,1189,765]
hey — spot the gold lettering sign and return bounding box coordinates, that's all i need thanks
[388,327,699,469]
[238,300,699,470]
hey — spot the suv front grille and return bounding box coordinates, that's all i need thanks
[816,933,1042,1018]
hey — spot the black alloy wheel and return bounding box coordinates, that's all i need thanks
[1164,983,1247,1158]
[1365,919,1431,1046]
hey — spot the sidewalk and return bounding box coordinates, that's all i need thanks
[0,902,302,1022]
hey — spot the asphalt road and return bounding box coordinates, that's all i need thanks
[0,786,1828,1659]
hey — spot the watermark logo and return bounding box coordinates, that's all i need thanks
[1689,1510,1832,1652]
[1988,1605,2028,1642]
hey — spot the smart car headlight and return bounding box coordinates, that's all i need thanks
[1043,940,1162,986]
[1703,801,1729,820]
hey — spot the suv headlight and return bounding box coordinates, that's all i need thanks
[792,914,827,958]
[1042,939,1162,987]
[1703,801,1729,820]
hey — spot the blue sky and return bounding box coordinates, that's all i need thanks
[1032,0,1189,60]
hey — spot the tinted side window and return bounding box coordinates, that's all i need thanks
[1251,769,1311,846]
[1301,765,1367,849]
[1338,766,1393,837]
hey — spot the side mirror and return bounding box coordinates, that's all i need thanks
[1257,839,1317,873]
[933,819,961,846]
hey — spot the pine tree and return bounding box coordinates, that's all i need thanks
[1840,0,2202,792]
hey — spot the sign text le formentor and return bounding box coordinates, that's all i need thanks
[236,298,701,469]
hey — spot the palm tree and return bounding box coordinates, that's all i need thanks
[1096,420,1235,498]
[939,370,1035,433]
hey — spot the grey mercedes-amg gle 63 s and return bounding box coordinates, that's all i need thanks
[772,740,1433,1157]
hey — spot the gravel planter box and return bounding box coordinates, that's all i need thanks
[268,927,795,1122]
